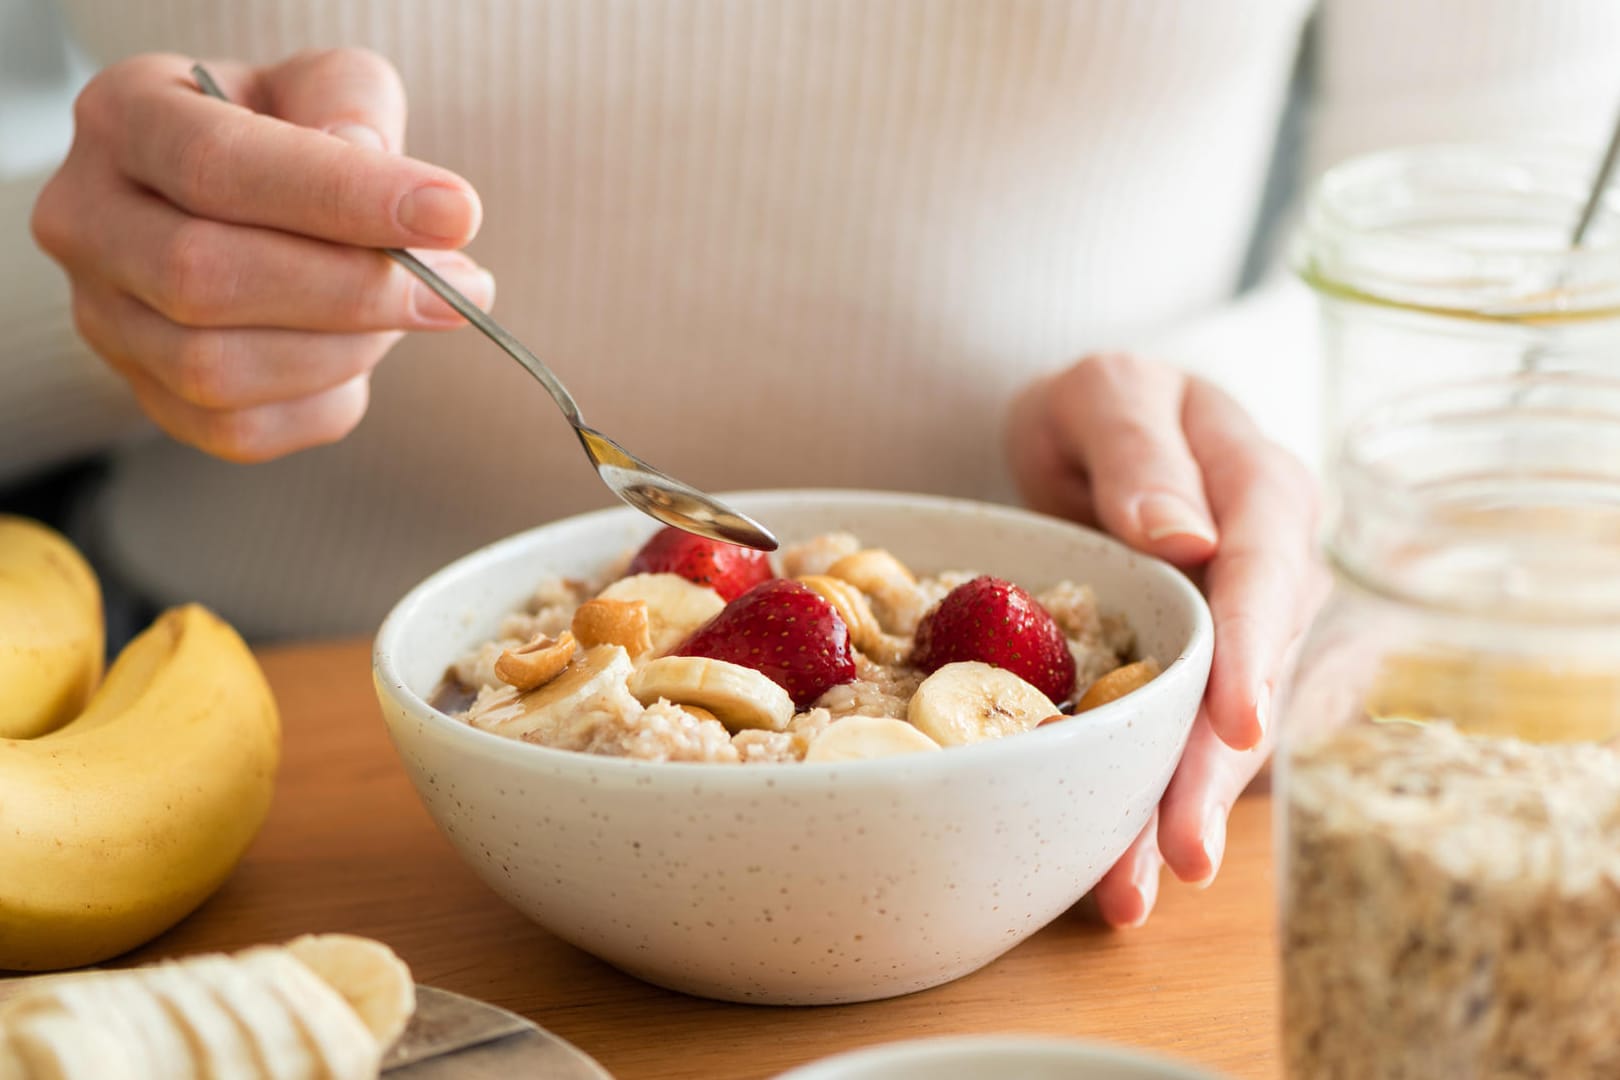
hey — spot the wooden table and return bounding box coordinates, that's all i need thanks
[125,641,1282,1079]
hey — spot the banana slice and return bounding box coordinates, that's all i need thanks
[468,645,633,743]
[796,575,909,666]
[286,934,415,1051]
[827,549,925,633]
[907,661,1059,746]
[187,954,315,1080]
[3,972,194,1080]
[83,973,199,1080]
[139,963,263,1080]
[240,949,380,1080]
[628,656,794,732]
[0,1033,24,1080]
[5,1008,132,1080]
[598,573,725,655]
[804,716,942,762]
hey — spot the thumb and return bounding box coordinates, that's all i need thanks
[259,47,408,154]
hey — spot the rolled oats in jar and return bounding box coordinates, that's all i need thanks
[1277,375,1620,1079]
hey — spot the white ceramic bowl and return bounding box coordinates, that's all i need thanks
[374,491,1212,1004]
[774,1037,1229,1079]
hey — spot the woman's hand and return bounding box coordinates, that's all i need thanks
[1006,353,1327,927]
[31,49,493,463]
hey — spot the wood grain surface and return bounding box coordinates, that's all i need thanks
[114,640,1282,1079]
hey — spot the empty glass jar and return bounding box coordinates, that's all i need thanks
[1294,143,1620,449]
[1277,374,1620,1078]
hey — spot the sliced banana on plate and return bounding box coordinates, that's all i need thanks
[907,661,1059,747]
[470,645,633,742]
[4,1009,129,1080]
[88,972,201,1080]
[598,573,726,655]
[804,716,942,762]
[244,949,381,1080]
[139,963,263,1078]
[285,934,415,1050]
[628,656,794,732]
[0,935,412,1080]
[188,954,315,1080]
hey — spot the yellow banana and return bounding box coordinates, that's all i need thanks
[0,604,280,971]
[0,517,103,740]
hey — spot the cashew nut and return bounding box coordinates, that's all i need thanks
[1076,658,1162,713]
[494,631,579,691]
[571,598,654,657]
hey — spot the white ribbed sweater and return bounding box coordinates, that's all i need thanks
[3,0,1619,637]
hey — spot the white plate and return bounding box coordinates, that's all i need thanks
[774,1036,1230,1080]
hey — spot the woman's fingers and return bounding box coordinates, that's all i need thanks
[1041,355,1218,567]
[72,282,402,410]
[34,48,493,465]
[1005,375,1098,525]
[75,184,493,332]
[97,54,480,248]
[1157,705,1273,886]
[259,47,409,152]
[1092,810,1164,928]
[1183,379,1320,751]
[122,366,373,463]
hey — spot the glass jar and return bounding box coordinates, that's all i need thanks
[1277,373,1620,1079]
[1295,143,1620,446]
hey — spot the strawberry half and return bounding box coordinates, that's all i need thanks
[626,526,774,601]
[675,580,857,707]
[911,576,1076,704]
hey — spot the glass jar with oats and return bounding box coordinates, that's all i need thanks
[1277,374,1620,1079]
[1294,143,1620,450]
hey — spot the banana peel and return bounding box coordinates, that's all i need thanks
[0,517,103,740]
[0,524,280,972]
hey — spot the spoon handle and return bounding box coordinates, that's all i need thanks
[1571,104,1620,247]
[384,249,584,424]
[189,62,585,427]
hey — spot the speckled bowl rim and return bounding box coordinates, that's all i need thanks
[373,489,1213,786]
[773,1035,1229,1079]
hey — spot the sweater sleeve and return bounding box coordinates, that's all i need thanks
[1132,0,1620,473]
[0,0,150,486]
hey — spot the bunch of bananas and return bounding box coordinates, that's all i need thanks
[0,517,280,972]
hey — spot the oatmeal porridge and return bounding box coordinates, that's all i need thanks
[1284,719,1620,1078]
[433,527,1154,764]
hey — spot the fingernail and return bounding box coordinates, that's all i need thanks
[411,263,496,324]
[326,122,387,151]
[397,184,478,243]
[1254,682,1273,740]
[1194,807,1228,890]
[1121,848,1159,926]
[1138,493,1217,545]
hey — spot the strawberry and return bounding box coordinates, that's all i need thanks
[675,580,857,707]
[626,526,774,601]
[911,576,1076,704]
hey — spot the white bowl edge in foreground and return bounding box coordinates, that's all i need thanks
[773,1035,1231,1079]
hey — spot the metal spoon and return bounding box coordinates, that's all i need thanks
[190,63,777,552]
[1521,105,1620,375]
